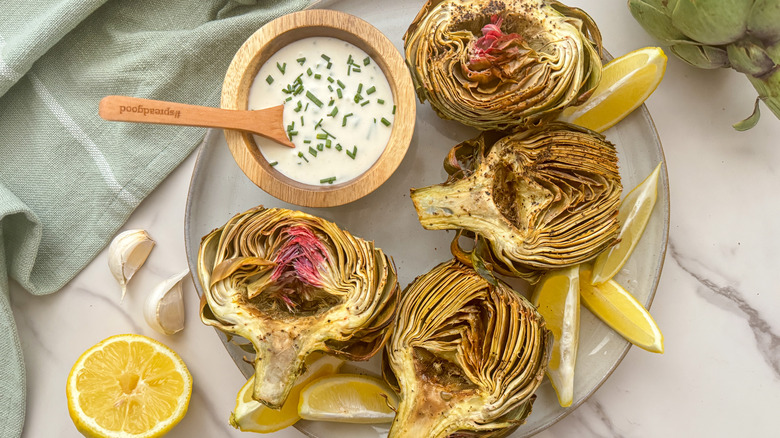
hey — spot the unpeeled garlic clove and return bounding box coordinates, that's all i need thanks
[108,229,155,300]
[144,269,189,335]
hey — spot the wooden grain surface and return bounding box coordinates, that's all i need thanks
[221,9,416,208]
[99,96,293,148]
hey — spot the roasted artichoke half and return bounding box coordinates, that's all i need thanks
[404,0,603,130]
[382,260,552,438]
[197,206,399,409]
[411,123,622,283]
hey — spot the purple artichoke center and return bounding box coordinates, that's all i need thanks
[271,226,328,288]
[467,15,524,72]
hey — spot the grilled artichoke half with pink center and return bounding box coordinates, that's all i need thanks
[411,123,622,283]
[404,0,603,130]
[382,260,552,438]
[197,206,399,409]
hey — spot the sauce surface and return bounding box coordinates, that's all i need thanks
[248,37,395,186]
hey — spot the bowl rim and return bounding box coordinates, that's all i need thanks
[221,9,416,208]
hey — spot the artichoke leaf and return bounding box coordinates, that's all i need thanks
[670,0,752,46]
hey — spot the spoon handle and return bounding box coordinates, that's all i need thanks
[98,95,294,148]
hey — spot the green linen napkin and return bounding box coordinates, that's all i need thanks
[0,1,310,436]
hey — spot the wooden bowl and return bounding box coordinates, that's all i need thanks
[221,9,415,208]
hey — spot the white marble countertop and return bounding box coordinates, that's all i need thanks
[10,1,780,437]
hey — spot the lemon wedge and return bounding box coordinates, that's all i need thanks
[560,47,667,132]
[66,334,192,438]
[230,354,343,433]
[591,162,662,285]
[532,265,580,407]
[298,374,398,423]
[580,266,664,353]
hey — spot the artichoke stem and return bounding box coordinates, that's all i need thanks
[411,177,491,231]
[251,331,305,409]
[388,391,457,438]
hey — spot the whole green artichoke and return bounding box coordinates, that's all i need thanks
[628,0,780,129]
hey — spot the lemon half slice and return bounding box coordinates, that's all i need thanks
[532,265,580,407]
[591,162,662,285]
[561,47,667,132]
[298,374,398,424]
[230,354,343,433]
[580,266,664,353]
[66,334,192,438]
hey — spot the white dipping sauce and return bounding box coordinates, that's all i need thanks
[248,37,395,186]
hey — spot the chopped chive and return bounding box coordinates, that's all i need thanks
[373,118,376,123]
[304,103,309,111]
[321,128,335,138]
[298,151,309,163]
[366,86,376,95]
[336,88,343,98]
[342,113,353,127]
[285,96,292,102]
[314,73,322,79]
[300,115,305,126]
[306,91,323,108]
[335,143,343,151]
[327,76,334,83]
[325,139,332,148]
[377,98,385,104]
[327,62,332,69]
[346,146,357,159]
[381,117,391,126]
[357,84,363,94]
[265,75,274,84]
[294,101,302,112]
[321,54,331,62]
[286,121,295,132]
[308,146,318,157]
[347,54,353,65]
[360,100,370,107]
[337,80,346,89]
[316,133,328,140]
[297,57,306,65]
[352,67,361,73]
[347,67,351,76]
[392,105,396,114]
[363,57,370,66]
[314,118,323,129]
[354,94,363,103]
[269,161,278,167]
[277,62,286,74]
[328,106,338,117]
[320,176,337,184]
[328,98,335,106]
[288,130,299,137]
[307,67,313,76]
[328,85,334,92]
[317,143,324,151]
[303,139,312,144]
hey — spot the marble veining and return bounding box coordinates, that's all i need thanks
[668,241,780,379]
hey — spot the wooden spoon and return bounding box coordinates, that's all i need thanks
[98,95,294,148]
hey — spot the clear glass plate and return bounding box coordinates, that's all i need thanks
[184,3,669,436]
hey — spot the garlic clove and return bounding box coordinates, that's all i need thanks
[144,269,189,335]
[108,229,155,300]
